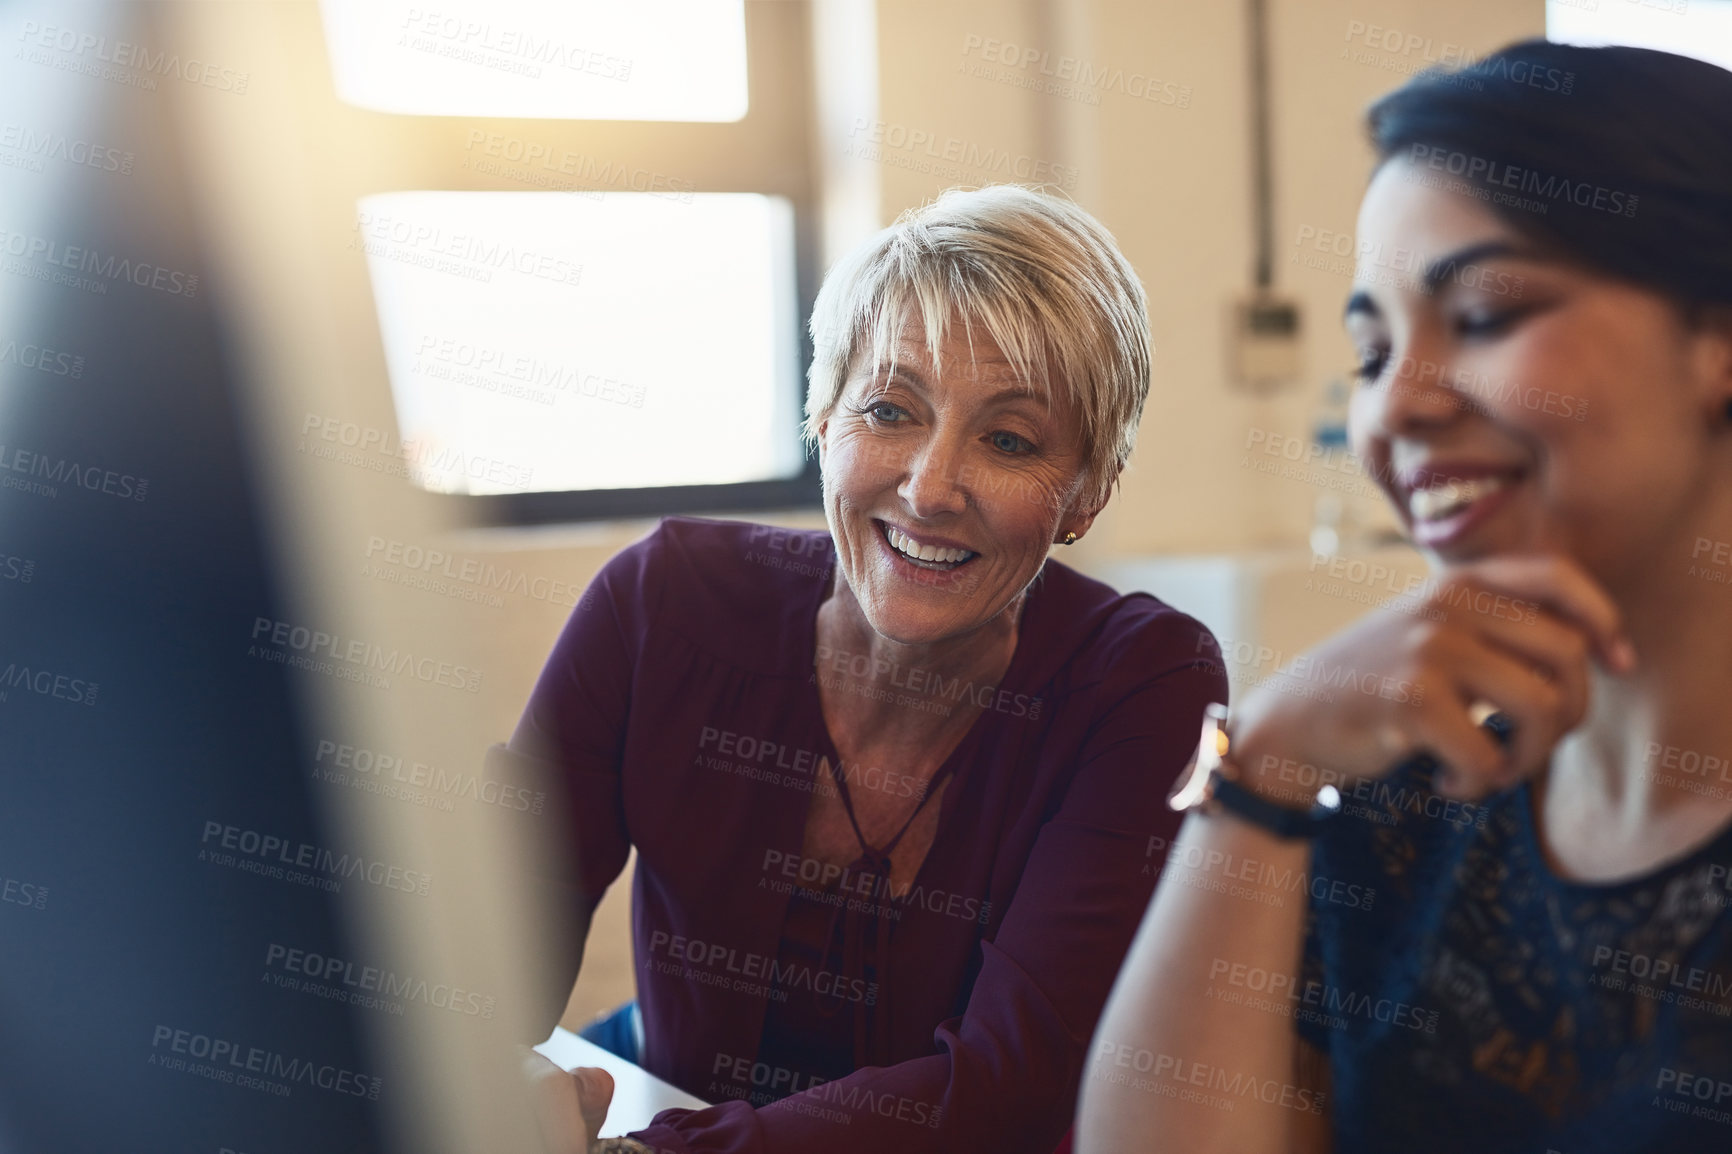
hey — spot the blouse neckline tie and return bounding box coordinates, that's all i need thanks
[813,753,954,1068]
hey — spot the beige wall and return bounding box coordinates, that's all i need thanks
[167,0,1545,1061]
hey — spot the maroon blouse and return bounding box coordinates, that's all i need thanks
[497,516,1224,1153]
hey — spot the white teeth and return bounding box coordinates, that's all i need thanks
[885,526,972,566]
[1409,476,1508,521]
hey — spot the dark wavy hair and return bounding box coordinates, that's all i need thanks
[1367,38,1732,309]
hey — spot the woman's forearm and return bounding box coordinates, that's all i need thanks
[1076,808,1318,1154]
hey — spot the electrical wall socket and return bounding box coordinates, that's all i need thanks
[1231,293,1303,391]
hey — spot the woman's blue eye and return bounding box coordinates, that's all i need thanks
[866,401,906,422]
[990,431,1033,454]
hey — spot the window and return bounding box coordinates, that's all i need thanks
[320,0,825,523]
[1547,0,1732,71]
[321,0,749,120]
[360,190,802,496]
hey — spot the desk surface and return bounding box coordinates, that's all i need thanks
[534,1026,710,1136]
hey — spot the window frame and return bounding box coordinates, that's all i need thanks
[386,0,827,527]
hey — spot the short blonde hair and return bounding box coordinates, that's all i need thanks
[802,185,1151,510]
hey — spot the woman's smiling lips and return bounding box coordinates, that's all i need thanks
[874,519,980,572]
[1394,462,1525,548]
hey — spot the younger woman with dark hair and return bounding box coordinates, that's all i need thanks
[1079,40,1732,1154]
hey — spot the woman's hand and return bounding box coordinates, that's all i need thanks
[1229,554,1634,802]
[518,1046,616,1153]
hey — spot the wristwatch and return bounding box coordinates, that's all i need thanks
[1167,704,1342,839]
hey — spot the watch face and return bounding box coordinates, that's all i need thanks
[1167,703,1230,812]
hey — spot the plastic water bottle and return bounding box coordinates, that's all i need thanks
[1309,378,1352,555]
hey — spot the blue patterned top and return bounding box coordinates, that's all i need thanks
[1298,754,1732,1153]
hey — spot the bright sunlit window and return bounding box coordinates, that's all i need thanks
[358,191,802,496]
[1548,0,1732,71]
[319,0,748,121]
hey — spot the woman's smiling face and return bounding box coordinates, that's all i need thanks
[1346,157,1732,589]
[817,314,1101,645]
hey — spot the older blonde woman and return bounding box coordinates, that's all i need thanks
[505,185,1223,1154]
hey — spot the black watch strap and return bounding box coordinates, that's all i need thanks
[1208,769,1340,840]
